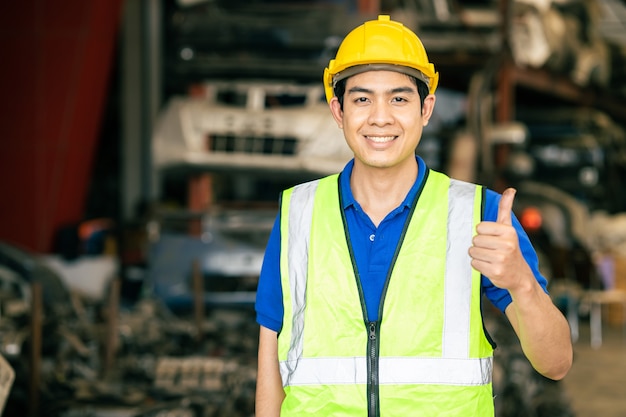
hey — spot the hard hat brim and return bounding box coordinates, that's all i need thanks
[332,64,431,90]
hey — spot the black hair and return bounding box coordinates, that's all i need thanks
[333,73,430,111]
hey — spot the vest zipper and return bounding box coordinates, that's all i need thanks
[337,173,422,417]
[367,320,380,417]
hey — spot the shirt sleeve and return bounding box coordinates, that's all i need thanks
[255,213,284,332]
[481,188,550,312]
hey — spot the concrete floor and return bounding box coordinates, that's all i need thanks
[561,319,626,417]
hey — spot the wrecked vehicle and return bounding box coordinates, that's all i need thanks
[148,80,353,311]
[152,80,352,182]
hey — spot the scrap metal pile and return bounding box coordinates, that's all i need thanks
[509,0,626,94]
[165,0,626,98]
[1,241,578,417]
[0,241,259,417]
[6,296,259,417]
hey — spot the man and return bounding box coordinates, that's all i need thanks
[255,15,572,417]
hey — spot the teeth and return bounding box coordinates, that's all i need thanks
[367,136,395,143]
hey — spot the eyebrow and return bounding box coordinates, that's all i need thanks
[347,86,417,95]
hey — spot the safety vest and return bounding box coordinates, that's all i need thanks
[278,169,494,417]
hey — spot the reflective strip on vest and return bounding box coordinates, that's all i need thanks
[283,180,319,386]
[280,356,492,386]
[281,175,490,387]
[443,179,477,358]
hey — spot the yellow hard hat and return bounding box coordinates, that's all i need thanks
[323,15,439,102]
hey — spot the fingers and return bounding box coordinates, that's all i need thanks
[496,188,516,226]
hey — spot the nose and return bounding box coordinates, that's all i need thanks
[367,100,394,126]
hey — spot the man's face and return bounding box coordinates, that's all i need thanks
[329,70,435,171]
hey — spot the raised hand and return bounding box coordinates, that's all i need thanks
[469,188,532,291]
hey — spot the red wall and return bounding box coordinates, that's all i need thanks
[0,0,124,253]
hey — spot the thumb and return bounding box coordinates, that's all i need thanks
[496,188,517,225]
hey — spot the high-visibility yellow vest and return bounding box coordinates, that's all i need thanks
[278,169,494,417]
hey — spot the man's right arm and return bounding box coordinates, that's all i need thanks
[256,325,285,417]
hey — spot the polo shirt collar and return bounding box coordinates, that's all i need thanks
[339,156,428,211]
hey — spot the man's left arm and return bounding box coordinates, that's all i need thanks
[469,188,573,380]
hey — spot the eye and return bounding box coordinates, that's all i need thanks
[354,96,369,103]
[391,96,408,103]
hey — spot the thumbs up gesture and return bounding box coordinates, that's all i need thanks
[469,188,532,291]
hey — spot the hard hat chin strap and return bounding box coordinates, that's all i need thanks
[332,64,430,90]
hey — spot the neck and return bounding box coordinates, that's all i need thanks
[350,159,418,226]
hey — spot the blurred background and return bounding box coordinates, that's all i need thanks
[1,0,626,416]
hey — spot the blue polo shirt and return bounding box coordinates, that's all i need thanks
[255,156,548,332]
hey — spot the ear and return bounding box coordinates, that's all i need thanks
[421,94,436,126]
[329,97,344,129]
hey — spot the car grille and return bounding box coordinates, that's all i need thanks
[207,134,297,155]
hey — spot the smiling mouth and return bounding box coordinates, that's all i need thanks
[365,135,396,143]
